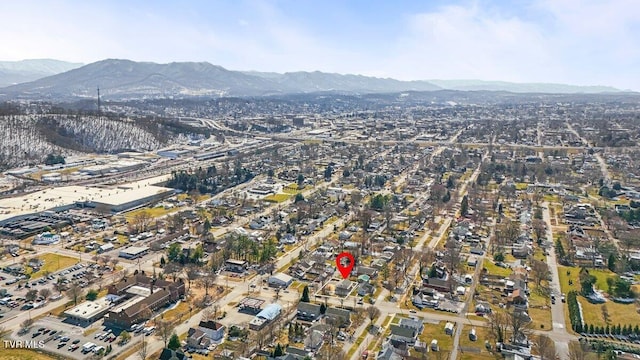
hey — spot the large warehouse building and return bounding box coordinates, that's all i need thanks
[0,176,175,227]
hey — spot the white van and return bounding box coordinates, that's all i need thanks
[430,339,439,351]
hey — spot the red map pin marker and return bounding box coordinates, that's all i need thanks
[336,252,355,279]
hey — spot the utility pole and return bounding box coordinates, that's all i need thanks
[97,86,101,115]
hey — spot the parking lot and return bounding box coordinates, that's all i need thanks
[13,316,139,360]
[0,262,97,325]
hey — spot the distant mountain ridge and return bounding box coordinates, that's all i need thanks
[428,79,622,94]
[0,59,626,100]
[0,59,83,87]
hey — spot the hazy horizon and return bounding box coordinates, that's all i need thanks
[1,0,639,90]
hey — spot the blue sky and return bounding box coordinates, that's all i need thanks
[1,0,639,89]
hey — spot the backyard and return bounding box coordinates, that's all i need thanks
[458,325,497,360]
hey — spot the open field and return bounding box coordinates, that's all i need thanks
[0,349,57,360]
[578,297,640,328]
[282,184,311,194]
[161,301,191,323]
[263,193,291,203]
[125,206,180,222]
[558,266,615,294]
[29,253,79,278]
[558,266,640,327]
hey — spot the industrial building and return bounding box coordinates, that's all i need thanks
[249,303,282,330]
[0,177,175,228]
[119,246,150,260]
[267,273,294,288]
[63,297,114,325]
[80,160,146,176]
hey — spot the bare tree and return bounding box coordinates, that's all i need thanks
[163,262,181,282]
[155,319,173,347]
[535,334,557,360]
[532,219,546,244]
[133,211,153,233]
[444,238,461,293]
[530,259,550,288]
[366,305,381,328]
[38,288,51,300]
[350,190,363,207]
[66,282,85,305]
[198,269,217,299]
[568,341,588,360]
[138,334,148,360]
[509,310,533,344]
[184,265,201,293]
[487,310,509,344]
[201,308,217,322]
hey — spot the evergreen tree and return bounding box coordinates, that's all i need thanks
[442,190,451,203]
[320,303,327,314]
[273,343,284,357]
[168,333,181,350]
[460,195,469,216]
[607,253,616,272]
[301,285,310,302]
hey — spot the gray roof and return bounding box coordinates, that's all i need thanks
[390,324,416,338]
[297,302,321,315]
[399,318,423,332]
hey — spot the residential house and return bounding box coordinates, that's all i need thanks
[198,320,225,343]
[335,279,354,297]
[357,283,374,296]
[186,328,211,350]
[325,307,351,327]
[159,348,189,360]
[304,329,324,351]
[296,302,322,322]
[399,318,424,335]
[389,324,418,346]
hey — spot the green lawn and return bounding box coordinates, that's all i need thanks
[558,266,615,294]
[0,349,57,360]
[347,331,369,358]
[264,193,292,203]
[558,266,640,328]
[529,307,552,331]
[578,297,640,328]
[28,253,79,278]
[419,322,455,353]
[483,261,512,277]
[125,206,179,222]
[458,325,497,360]
[282,184,311,195]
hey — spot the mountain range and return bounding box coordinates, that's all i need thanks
[0,59,83,87]
[0,59,626,100]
